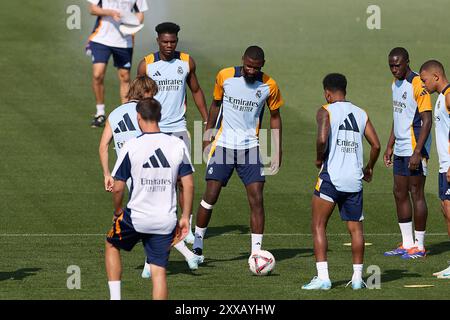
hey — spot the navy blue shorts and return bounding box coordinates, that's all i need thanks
[89,41,133,69]
[314,178,364,222]
[393,155,428,177]
[106,208,175,268]
[439,172,450,201]
[206,146,265,186]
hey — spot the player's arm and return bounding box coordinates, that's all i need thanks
[135,12,144,23]
[187,57,208,122]
[446,94,450,182]
[316,107,330,169]
[137,59,146,76]
[383,122,395,167]
[99,120,114,192]
[110,147,132,219]
[112,180,126,220]
[269,108,282,173]
[88,3,121,22]
[409,110,432,170]
[203,100,221,151]
[363,118,381,182]
[178,173,194,239]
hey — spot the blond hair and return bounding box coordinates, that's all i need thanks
[126,76,158,101]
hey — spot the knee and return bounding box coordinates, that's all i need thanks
[393,186,408,201]
[409,184,424,201]
[118,70,130,83]
[93,72,105,83]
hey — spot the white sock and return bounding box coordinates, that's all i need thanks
[316,261,330,281]
[414,230,426,250]
[352,264,363,282]
[251,234,263,254]
[108,281,121,300]
[193,226,207,250]
[399,222,414,249]
[96,104,105,116]
[174,241,195,260]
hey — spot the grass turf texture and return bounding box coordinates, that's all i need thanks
[0,0,449,299]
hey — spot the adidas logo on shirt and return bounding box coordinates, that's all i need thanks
[339,113,360,132]
[445,189,450,196]
[114,113,136,133]
[143,148,171,168]
[153,71,162,77]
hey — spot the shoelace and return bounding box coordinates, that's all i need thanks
[345,279,367,288]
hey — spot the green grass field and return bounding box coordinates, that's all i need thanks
[0,0,449,299]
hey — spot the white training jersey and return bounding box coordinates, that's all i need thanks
[319,101,368,193]
[391,72,432,157]
[108,101,141,156]
[112,133,194,234]
[143,51,190,132]
[87,0,148,48]
[434,85,450,173]
[211,67,283,151]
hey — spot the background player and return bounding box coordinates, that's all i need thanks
[105,97,193,300]
[192,45,283,260]
[302,73,380,290]
[87,0,148,127]
[420,60,450,278]
[137,22,209,248]
[99,76,203,279]
[383,48,432,259]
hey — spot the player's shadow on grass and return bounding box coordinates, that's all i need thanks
[332,269,421,287]
[221,248,314,263]
[0,268,41,281]
[426,241,450,256]
[205,225,250,239]
[135,262,208,277]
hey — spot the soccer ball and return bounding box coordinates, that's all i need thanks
[248,250,275,276]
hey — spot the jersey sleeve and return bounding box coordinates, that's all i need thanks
[213,70,225,101]
[112,145,132,181]
[134,0,149,12]
[264,76,284,111]
[412,77,432,113]
[178,143,194,177]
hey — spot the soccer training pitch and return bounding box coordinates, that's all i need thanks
[0,0,449,300]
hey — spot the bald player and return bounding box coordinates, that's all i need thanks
[420,60,450,278]
[383,47,432,260]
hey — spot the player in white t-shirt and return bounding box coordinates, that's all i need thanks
[105,97,194,300]
[86,0,148,128]
[302,73,380,290]
[420,60,450,279]
[99,76,204,280]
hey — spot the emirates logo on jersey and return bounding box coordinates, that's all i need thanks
[177,66,183,75]
[402,92,407,100]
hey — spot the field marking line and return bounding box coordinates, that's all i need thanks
[0,233,447,237]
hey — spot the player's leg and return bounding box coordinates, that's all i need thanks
[302,194,334,290]
[245,181,265,254]
[150,264,168,300]
[405,174,428,259]
[193,146,233,256]
[433,174,450,277]
[105,209,140,300]
[90,42,111,127]
[237,147,266,254]
[105,241,122,300]
[117,68,130,104]
[112,46,133,104]
[442,200,450,237]
[193,179,223,256]
[384,168,414,256]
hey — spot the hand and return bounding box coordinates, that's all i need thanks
[110,10,121,22]
[383,147,393,167]
[363,166,373,182]
[315,159,323,169]
[171,216,190,246]
[104,175,114,192]
[408,151,421,171]
[112,208,124,222]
